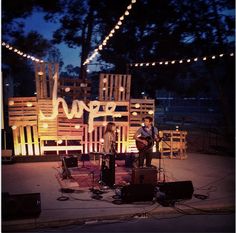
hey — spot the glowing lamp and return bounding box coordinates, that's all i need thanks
[115,25,120,29]
[100,138,104,143]
[12,125,17,130]
[159,62,163,65]
[171,61,175,64]
[146,63,149,66]
[176,125,179,131]
[57,139,63,144]
[2,42,6,46]
[103,78,107,83]
[127,4,132,10]
[152,62,155,66]
[14,49,18,52]
[179,60,183,63]
[125,11,129,15]
[194,58,198,61]
[9,47,13,50]
[148,110,154,115]
[132,0,136,3]
[135,103,140,108]
[203,57,207,60]
[38,71,44,76]
[230,53,234,56]
[120,16,124,21]
[219,54,224,57]
[9,100,14,106]
[26,102,33,107]
[187,59,191,62]
[119,86,125,92]
[132,112,138,116]
[212,56,216,59]
[43,123,48,129]
[65,87,71,92]
[165,61,168,65]
[74,124,80,129]
[140,63,143,66]
[118,21,122,25]
[102,87,106,91]
[6,45,9,48]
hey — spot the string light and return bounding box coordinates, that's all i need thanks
[2,41,44,63]
[129,52,234,68]
[83,0,137,66]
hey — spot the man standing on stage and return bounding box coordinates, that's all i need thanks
[134,116,159,167]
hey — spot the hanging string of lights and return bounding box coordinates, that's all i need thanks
[1,41,44,63]
[83,0,137,66]
[129,52,234,68]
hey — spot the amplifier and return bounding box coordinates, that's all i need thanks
[131,167,157,185]
[62,156,78,168]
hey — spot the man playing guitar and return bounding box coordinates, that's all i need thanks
[134,116,159,167]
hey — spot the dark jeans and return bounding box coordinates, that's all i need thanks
[139,149,153,167]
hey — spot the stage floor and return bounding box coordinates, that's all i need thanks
[2,153,235,232]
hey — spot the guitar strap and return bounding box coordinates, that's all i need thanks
[142,126,155,140]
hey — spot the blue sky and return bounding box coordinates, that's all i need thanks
[24,11,82,70]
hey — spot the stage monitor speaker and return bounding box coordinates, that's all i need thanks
[2,193,41,220]
[121,184,155,203]
[62,155,78,168]
[157,181,194,201]
[132,167,157,185]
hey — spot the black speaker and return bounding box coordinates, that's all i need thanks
[2,193,41,220]
[62,156,78,168]
[132,167,157,185]
[157,181,194,201]
[121,184,155,203]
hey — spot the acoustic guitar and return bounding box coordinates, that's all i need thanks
[136,136,163,152]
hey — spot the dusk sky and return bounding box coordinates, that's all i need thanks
[23,11,82,71]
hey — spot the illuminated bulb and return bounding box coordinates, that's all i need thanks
[9,100,14,106]
[187,59,191,62]
[140,63,143,66]
[141,123,145,126]
[40,60,44,63]
[119,86,125,92]
[9,47,13,50]
[230,53,234,56]
[135,64,138,67]
[80,83,87,87]
[203,57,207,60]
[179,60,183,63]
[23,54,27,57]
[102,41,107,46]
[65,87,71,92]
[212,56,216,59]
[135,103,140,108]
[35,59,40,62]
[103,78,107,83]
[131,0,136,3]
[132,112,138,116]
[127,4,132,10]
[171,61,175,64]
[57,139,63,144]
[17,51,21,54]
[6,45,9,48]
[125,11,129,15]
[2,42,6,46]
[31,57,35,61]
[120,16,124,21]
[34,92,37,95]
[116,128,120,133]
[26,102,33,107]
[103,87,106,91]
[38,71,44,76]
[86,69,90,72]
[74,124,81,129]
[176,125,179,131]
[148,110,154,115]
[14,49,18,52]
[165,61,168,65]
[98,45,103,50]
[152,62,155,66]
[12,125,17,130]
[194,58,198,61]
[102,122,107,126]
[118,21,122,25]
[115,25,120,29]
[219,54,224,57]
[159,62,163,65]
[43,123,48,129]
[146,63,149,66]
[111,29,115,33]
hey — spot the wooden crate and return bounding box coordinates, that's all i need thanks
[159,130,187,159]
[99,73,131,101]
[130,98,155,127]
[34,62,59,99]
[11,125,40,155]
[58,78,91,100]
[8,97,38,127]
